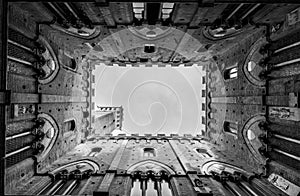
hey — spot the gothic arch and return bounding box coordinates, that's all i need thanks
[242,114,266,164]
[63,118,77,132]
[36,113,59,162]
[201,160,248,175]
[49,159,100,175]
[37,36,60,84]
[243,37,267,87]
[51,24,101,39]
[202,26,245,41]
[127,160,175,175]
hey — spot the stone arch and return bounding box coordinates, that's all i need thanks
[37,36,60,84]
[201,160,249,175]
[127,160,175,175]
[223,64,238,80]
[143,147,156,157]
[36,113,59,162]
[202,26,245,41]
[63,118,77,132]
[51,24,101,39]
[128,137,137,142]
[243,37,267,87]
[49,159,100,175]
[242,114,266,164]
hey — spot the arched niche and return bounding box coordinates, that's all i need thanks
[242,114,266,164]
[201,161,251,176]
[64,118,76,132]
[143,147,156,157]
[36,113,59,162]
[127,160,175,175]
[223,66,238,80]
[195,148,213,158]
[59,50,78,72]
[202,26,245,41]
[243,37,267,87]
[51,23,101,39]
[49,159,100,175]
[37,36,60,84]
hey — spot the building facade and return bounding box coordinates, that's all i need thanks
[93,106,124,135]
[0,1,300,196]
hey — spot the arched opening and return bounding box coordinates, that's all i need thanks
[223,121,238,135]
[37,36,59,84]
[35,113,59,162]
[128,161,174,196]
[61,53,77,71]
[196,148,212,158]
[39,160,99,195]
[64,119,76,132]
[242,115,266,163]
[88,147,102,157]
[203,25,243,41]
[243,37,267,87]
[224,67,238,80]
[143,148,155,157]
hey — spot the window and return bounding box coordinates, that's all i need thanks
[224,67,238,80]
[202,116,206,125]
[196,148,212,158]
[39,160,97,195]
[88,147,102,157]
[133,3,145,19]
[61,53,77,71]
[130,170,172,196]
[143,148,155,157]
[202,76,206,84]
[201,130,205,135]
[161,3,174,20]
[64,119,76,132]
[144,44,155,53]
[223,121,238,135]
[202,103,205,111]
[202,90,206,97]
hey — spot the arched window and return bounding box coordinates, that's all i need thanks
[61,53,77,71]
[204,26,243,41]
[196,148,212,158]
[37,37,59,85]
[88,147,102,157]
[64,119,76,132]
[130,171,172,196]
[128,161,175,196]
[224,67,238,80]
[223,121,238,135]
[37,160,98,195]
[143,148,155,157]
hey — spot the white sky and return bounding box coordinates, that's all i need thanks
[94,64,206,135]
